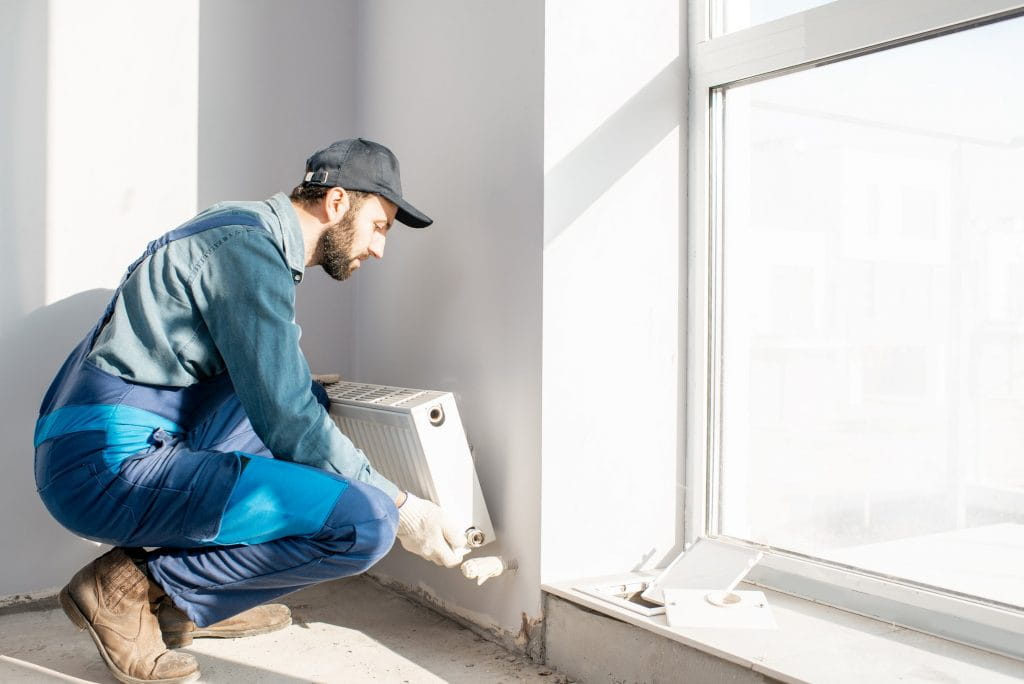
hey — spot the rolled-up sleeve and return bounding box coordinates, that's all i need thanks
[189,226,399,499]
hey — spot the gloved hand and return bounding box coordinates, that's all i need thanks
[396,493,470,568]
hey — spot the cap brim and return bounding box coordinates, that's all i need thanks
[393,198,433,228]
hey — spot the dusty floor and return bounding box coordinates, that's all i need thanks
[0,576,571,683]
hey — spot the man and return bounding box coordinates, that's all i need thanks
[34,139,469,684]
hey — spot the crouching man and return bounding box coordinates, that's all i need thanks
[33,138,468,683]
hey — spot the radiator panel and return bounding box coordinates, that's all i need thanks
[326,381,495,548]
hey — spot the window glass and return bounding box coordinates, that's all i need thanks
[719,16,1024,607]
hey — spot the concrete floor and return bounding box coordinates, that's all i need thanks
[0,576,571,683]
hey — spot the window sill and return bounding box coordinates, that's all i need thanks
[542,573,1024,683]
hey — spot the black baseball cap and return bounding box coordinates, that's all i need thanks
[301,138,433,228]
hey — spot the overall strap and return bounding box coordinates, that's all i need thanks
[90,210,267,347]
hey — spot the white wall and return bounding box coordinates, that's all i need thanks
[541,0,686,582]
[351,0,546,640]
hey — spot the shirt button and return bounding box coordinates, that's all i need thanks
[293,274,301,283]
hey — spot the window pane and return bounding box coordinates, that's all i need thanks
[714,0,835,36]
[719,16,1024,607]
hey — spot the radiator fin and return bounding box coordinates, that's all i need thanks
[338,416,440,502]
[326,383,429,407]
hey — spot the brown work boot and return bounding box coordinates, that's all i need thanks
[158,598,292,648]
[59,548,199,684]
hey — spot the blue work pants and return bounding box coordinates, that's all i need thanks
[36,391,398,627]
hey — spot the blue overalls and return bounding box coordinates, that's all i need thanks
[34,210,398,627]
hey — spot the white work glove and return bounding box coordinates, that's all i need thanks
[461,557,507,586]
[396,493,470,568]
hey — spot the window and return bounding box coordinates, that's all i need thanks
[689,0,1024,658]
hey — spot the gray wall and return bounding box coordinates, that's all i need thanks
[205,0,547,643]
[352,0,546,637]
[197,0,362,377]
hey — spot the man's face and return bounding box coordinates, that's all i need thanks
[319,193,398,281]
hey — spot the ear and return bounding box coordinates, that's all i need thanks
[323,187,352,222]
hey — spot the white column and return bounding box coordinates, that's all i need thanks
[542,0,685,582]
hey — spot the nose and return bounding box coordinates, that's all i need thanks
[369,232,386,259]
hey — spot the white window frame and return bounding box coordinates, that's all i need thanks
[685,0,1024,660]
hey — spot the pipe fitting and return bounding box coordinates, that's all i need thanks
[465,527,486,547]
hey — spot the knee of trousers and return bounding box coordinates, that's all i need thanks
[318,479,399,572]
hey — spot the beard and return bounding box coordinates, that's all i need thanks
[318,212,359,281]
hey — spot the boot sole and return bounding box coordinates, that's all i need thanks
[163,616,293,648]
[59,586,200,684]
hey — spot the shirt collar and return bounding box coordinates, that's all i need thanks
[265,192,306,284]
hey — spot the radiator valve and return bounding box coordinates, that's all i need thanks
[465,526,486,547]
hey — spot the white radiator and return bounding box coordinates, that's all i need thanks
[325,381,495,548]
